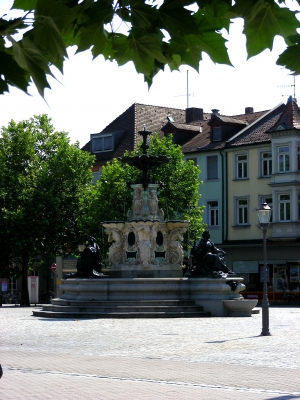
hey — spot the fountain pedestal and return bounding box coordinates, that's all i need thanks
[103,184,189,278]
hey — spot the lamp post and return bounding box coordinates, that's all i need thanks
[256,199,272,336]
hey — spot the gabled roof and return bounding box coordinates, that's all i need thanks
[82,100,295,162]
[81,103,185,165]
[267,96,300,133]
[226,103,285,147]
[208,114,247,126]
[181,111,268,153]
[161,121,202,132]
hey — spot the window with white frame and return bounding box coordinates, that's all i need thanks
[278,146,290,172]
[236,154,248,179]
[279,194,290,221]
[261,152,272,177]
[91,134,113,153]
[208,201,219,226]
[207,155,218,180]
[236,198,248,225]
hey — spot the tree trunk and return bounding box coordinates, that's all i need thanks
[20,253,30,306]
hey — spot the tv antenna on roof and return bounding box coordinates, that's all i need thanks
[175,70,194,108]
[279,76,296,100]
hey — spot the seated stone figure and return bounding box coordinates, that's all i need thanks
[77,236,103,277]
[64,236,104,279]
[190,230,234,276]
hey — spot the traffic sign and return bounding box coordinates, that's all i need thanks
[51,263,57,273]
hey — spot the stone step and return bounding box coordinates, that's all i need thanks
[38,305,204,313]
[32,310,211,319]
[32,299,211,318]
[51,299,197,307]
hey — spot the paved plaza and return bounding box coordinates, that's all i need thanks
[0,304,300,399]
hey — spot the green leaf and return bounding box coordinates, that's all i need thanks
[80,0,114,25]
[11,37,52,97]
[169,28,231,70]
[284,34,300,45]
[158,0,199,37]
[0,77,9,93]
[34,16,67,60]
[76,23,110,57]
[0,51,29,93]
[0,18,29,37]
[76,0,114,56]
[232,0,270,21]
[244,3,300,58]
[201,0,234,32]
[169,38,202,70]
[49,53,64,73]
[4,0,300,94]
[113,29,168,77]
[125,0,158,31]
[35,0,78,31]
[277,44,300,74]
[143,59,166,87]
[12,0,38,11]
[197,0,232,7]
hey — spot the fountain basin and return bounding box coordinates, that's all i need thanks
[223,299,258,317]
[57,276,253,317]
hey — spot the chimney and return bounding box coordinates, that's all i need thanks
[245,107,254,114]
[186,107,203,123]
[211,109,220,116]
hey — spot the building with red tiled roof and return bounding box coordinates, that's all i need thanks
[267,95,300,132]
[220,98,300,299]
[82,99,300,298]
[81,103,186,181]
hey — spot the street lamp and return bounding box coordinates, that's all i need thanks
[256,199,272,336]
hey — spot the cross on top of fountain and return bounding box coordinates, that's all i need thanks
[119,127,171,189]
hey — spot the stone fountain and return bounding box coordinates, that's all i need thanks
[33,129,258,318]
[103,128,189,278]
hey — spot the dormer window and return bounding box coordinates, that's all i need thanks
[212,126,221,141]
[91,133,113,153]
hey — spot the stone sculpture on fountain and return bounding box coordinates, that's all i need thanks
[189,230,235,277]
[64,236,104,278]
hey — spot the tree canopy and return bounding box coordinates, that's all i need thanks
[0,0,300,98]
[87,133,205,257]
[0,114,95,305]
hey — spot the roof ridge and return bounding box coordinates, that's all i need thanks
[226,103,284,143]
[267,98,300,132]
[134,102,185,111]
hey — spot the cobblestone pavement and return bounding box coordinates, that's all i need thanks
[1,305,300,399]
